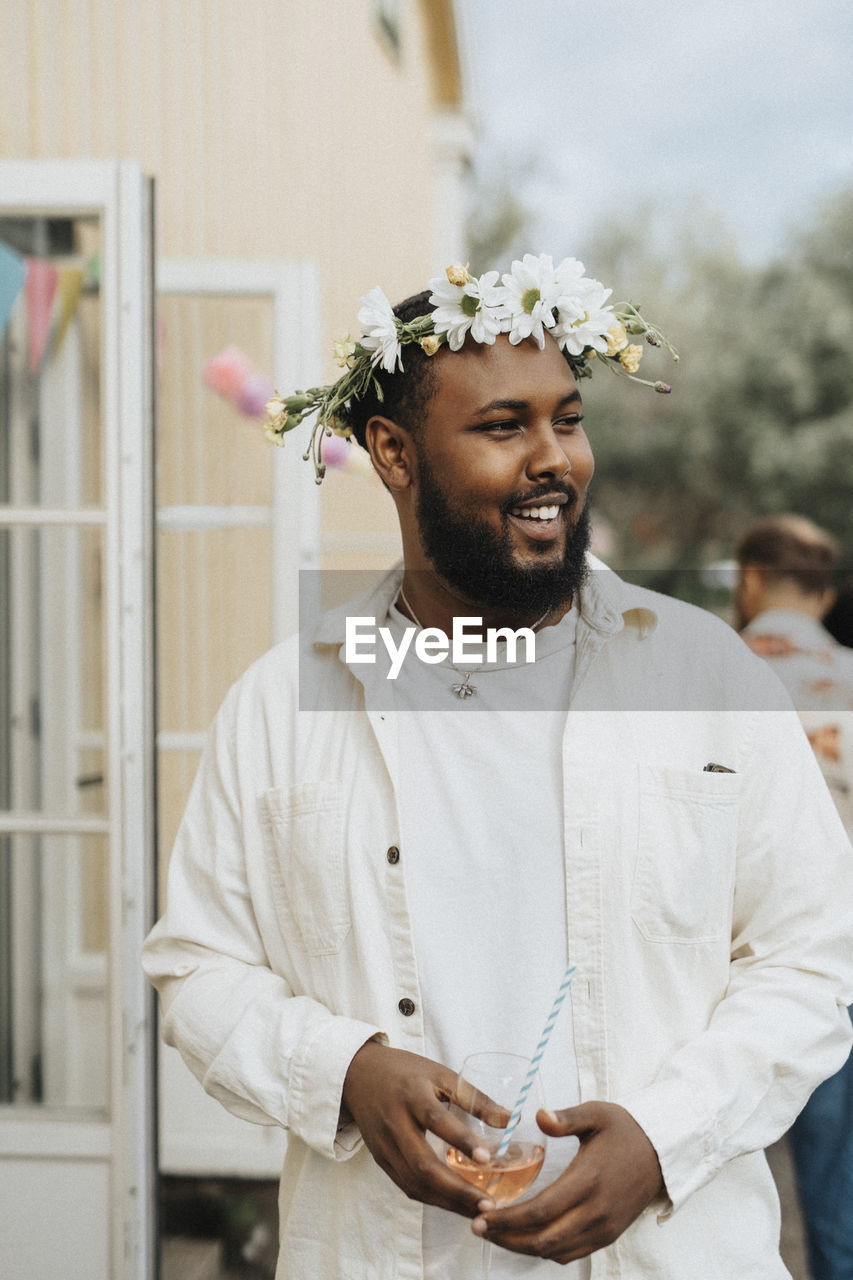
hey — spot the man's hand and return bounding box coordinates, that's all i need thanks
[342,1040,496,1217]
[472,1101,664,1265]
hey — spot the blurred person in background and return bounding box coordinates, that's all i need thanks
[735,513,853,1280]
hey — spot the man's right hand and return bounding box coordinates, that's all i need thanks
[341,1040,495,1217]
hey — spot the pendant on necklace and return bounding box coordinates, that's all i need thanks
[451,673,477,699]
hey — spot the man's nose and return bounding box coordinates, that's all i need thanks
[525,424,572,480]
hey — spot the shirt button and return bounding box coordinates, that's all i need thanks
[386,845,400,864]
[398,998,415,1017]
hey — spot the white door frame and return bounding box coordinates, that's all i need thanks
[155,258,320,1176]
[0,159,156,1280]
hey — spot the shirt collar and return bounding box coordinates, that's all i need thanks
[311,564,404,648]
[310,554,659,648]
[742,608,835,649]
[577,554,659,639]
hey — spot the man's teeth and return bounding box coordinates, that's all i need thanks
[511,504,560,520]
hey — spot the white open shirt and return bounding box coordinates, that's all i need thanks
[144,561,853,1280]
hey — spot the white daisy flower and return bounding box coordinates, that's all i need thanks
[428,269,503,351]
[358,286,403,373]
[552,279,615,356]
[498,253,563,349]
[553,256,589,301]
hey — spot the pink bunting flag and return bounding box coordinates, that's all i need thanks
[25,258,59,373]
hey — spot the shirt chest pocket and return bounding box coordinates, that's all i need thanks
[261,782,351,957]
[631,765,741,944]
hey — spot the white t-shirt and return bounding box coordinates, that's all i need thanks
[388,600,591,1279]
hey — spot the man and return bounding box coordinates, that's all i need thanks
[144,258,853,1279]
[735,513,853,1280]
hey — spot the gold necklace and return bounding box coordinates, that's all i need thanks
[396,585,552,699]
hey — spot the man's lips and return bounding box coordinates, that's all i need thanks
[508,490,570,515]
[510,499,566,521]
[506,494,571,541]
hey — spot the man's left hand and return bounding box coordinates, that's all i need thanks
[472,1101,664,1265]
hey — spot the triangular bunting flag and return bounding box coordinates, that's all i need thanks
[0,239,27,340]
[53,266,85,357]
[25,258,59,373]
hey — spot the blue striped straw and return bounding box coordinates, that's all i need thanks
[495,964,577,1159]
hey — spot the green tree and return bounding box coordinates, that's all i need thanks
[584,193,853,599]
[465,155,550,275]
[462,184,853,600]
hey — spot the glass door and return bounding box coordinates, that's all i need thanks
[0,160,156,1280]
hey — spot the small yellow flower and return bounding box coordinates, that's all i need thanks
[605,322,628,356]
[333,335,357,368]
[619,344,643,374]
[420,334,442,356]
[327,415,353,438]
[585,348,598,360]
[265,395,289,434]
[263,423,287,447]
[445,263,470,287]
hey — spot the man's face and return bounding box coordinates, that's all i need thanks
[409,334,595,616]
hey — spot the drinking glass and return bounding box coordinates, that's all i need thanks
[446,1052,547,1278]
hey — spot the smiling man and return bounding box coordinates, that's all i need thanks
[143,258,853,1279]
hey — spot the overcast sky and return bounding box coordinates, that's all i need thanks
[456,0,853,263]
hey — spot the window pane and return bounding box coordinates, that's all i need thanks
[157,527,272,733]
[0,832,108,1112]
[1,525,106,815]
[0,216,103,511]
[156,294,274,508]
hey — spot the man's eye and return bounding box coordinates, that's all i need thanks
[482,420,520,433]
[555,416,583,431]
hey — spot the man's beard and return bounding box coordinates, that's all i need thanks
[414,451,591,617]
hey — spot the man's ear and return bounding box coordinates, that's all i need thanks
[365,415,415,490]
[738,563,767,614]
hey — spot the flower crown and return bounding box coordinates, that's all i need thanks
[265,252,678,483]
